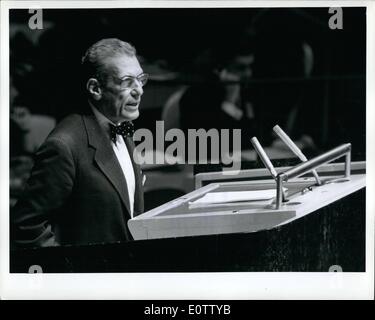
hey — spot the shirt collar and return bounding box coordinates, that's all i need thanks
[89,100,117,140]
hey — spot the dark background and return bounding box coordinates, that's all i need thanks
[9,7,366,154]
[9,7,366,210]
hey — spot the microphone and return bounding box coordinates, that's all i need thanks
[250,136,287,202]
[250,137,277,178]
[273,125,321,185]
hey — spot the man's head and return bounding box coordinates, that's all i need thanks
[217,35,255,83]
[224,53,254,80]
[218,52,254,84]
[82,38,147,123]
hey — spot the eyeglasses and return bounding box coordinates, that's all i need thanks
[114,73,149,89]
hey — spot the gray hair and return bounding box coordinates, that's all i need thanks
[81,38,137,84]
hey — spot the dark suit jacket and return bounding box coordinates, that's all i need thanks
[11,110,144,248]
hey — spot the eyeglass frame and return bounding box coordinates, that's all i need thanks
[111,73,149,89]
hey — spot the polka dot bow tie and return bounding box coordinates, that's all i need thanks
[109,121,135,143]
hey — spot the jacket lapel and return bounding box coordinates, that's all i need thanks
[82,113,132,216]
[124,137,144,216]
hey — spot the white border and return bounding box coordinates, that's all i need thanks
[1,0,374,300]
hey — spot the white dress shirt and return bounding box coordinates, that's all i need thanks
[90,104,136,217]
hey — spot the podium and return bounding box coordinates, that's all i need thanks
[128,158,365,241]
[10,159,366,272]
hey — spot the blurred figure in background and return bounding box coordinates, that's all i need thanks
[179,40,256,151]
[251,8,320,154]
[10,31,56,156]
[10,102,56,155]
[10,70,56,208]
[9,32,57,208]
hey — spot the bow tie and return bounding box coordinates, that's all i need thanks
[109,121,135,143]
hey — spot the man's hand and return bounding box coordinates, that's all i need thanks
[219,69,241,105]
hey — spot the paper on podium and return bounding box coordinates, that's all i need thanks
[191,189,286,205]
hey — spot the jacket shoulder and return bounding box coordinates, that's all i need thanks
[46,114,86,147]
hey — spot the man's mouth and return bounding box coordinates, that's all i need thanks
[127,102,139,107]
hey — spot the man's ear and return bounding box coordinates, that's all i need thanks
[86,78,102,100]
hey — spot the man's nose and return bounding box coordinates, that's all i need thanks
[131,81,143,98]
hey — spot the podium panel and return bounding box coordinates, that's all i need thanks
[10,161,366,272]
[128,162,365,240]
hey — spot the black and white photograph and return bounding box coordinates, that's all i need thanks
[0,0,374,300]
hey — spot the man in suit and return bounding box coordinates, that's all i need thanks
[11,38,147,248]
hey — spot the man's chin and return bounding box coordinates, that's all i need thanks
[121,109,139,122]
